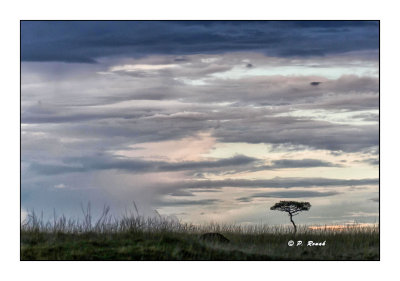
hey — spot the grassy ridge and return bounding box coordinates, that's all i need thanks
[20,208,379,260]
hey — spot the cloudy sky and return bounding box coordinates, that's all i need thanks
[21,21,379,225]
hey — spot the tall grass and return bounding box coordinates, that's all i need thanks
[21,204,379,260]
[21,203,378,236]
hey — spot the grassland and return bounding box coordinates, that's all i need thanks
[21,207,379,261]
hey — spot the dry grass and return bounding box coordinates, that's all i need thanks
[21,204,379,260]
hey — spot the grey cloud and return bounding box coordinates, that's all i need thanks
[187,75,378,107]
[22,104,378,153]
[21,58,378,155]
[161,177,379,193]
[214,116,378,152]
[28,153,342,176]
[22,108,149,124]
[159,155,259,171]
[207,158,343,176]
[22,54,378,109]
[21,23,379,225]
[307,93,378,111]
[189,189,221,193]
[352,112,379,122]
[237,190,341,202]
[155,199,221,207]
[29,163,85,175]
[174,57,188,62]
[111,64,233,79]
[167,190,195,197]
[269,159,341,169]
[360,158,379,166]
[29,155,259,175]
[330,151,343,156]
[237,197,253,203]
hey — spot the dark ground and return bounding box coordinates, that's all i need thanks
[21,229,379,260]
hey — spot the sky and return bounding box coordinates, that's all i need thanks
[21,21,379,226]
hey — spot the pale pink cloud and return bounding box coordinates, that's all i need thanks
[112,131,217,162]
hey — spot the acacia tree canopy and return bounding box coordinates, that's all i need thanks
[270,201,311,215]
[270,201,311,234]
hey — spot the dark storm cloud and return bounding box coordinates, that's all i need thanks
[237,190,340,202]
[21,21,379,63]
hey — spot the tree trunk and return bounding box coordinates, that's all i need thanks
[289,213,297,235]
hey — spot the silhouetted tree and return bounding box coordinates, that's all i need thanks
[270,201,311,234]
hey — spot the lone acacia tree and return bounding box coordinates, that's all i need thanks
[270,201,311,234]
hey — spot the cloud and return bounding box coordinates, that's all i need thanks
[110,64,178,72]
[236,197,253,203]
[20,23,379,224]
[212,158,343,175]
[21,21,379,63]
[360,158,379,166]
[268,159,341,169]
[160,177,378,194]
[191,75,378,107]
[28,154,343,176]
[352,112,379,122]
[237,190,341,202]
[167,190,195,197]
[155,199,221,207]
[28,155,260,175]
[214,117,378,152]
[22,99,378,153]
